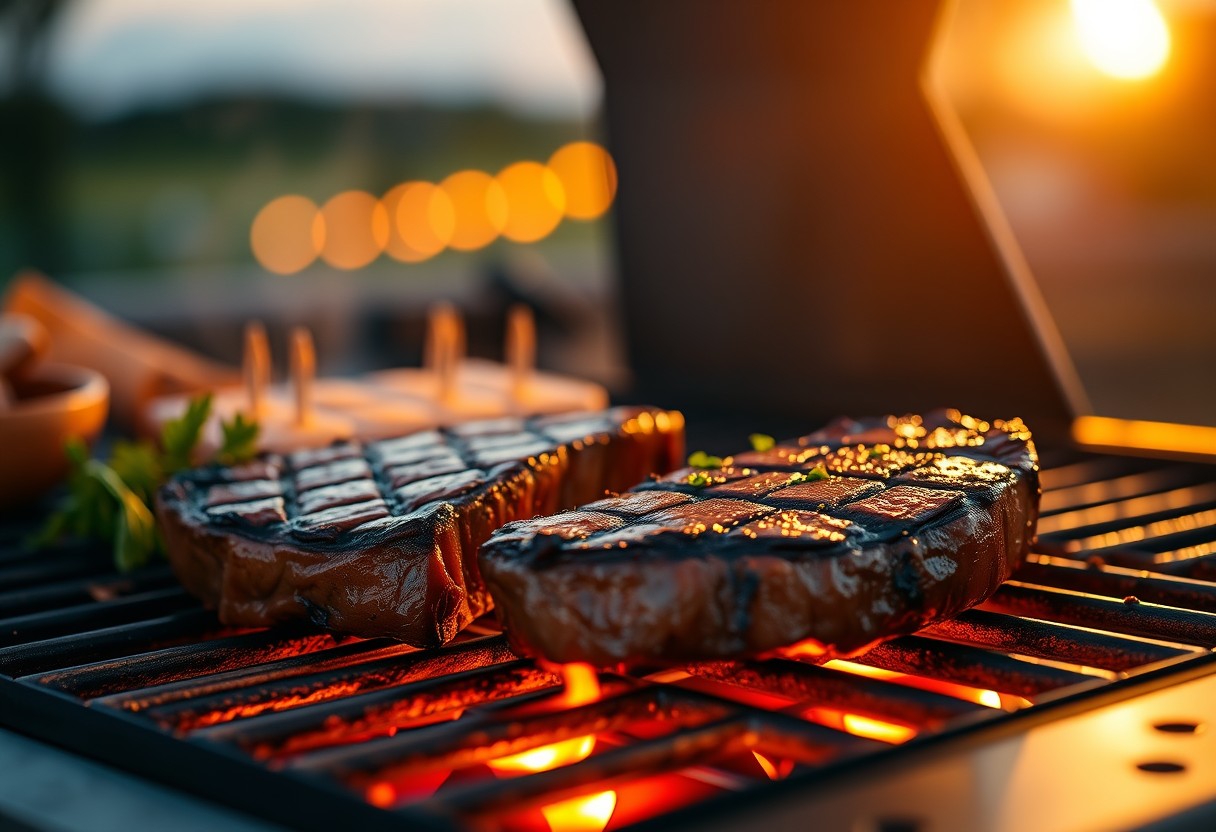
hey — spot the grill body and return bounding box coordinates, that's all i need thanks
[2,449,1216,831]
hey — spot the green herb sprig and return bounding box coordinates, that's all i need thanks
[748,433,775,453]
[687,450,724,470]
[788,464,830,486]
[36,394,260,571]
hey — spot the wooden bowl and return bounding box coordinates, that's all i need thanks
[0,363,109,507]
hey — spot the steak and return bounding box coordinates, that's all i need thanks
[480,410,1039,666]
[156,407,683,646]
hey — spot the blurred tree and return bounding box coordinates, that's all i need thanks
[1,0,70,278]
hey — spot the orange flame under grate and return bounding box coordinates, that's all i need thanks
[485,663,617,832]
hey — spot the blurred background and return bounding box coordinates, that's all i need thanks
[1,0,1213,426]
[0,0,622,385]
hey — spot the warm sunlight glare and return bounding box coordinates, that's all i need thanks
[1071,0,1170,80]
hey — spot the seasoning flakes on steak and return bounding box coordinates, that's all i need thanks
[479,410,1040,666]
[156,407,684,647]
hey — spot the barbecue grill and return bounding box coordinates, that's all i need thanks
[3,451,1216,831]
[4,1,1216,830]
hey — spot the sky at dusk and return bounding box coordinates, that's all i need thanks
[43,0,600,119]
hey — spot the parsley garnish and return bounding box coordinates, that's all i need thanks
[218,411,260,466]
[789,465,830,485]
[748,433,775,453]
[36,395,261,572]
[687,450,724,469]
[161,393,213,473]
[686,472,711,488]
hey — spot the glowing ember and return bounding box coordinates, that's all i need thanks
[540,790,618,832]
[556,662,601,708]
[804,707,917,744]
[487,735,596,774]
[487,664,616,832]
[824,659,1019,710]
[777,638,829,660]
[367,783,396,808]
[752,751,795,780]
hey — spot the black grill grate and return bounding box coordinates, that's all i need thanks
[3,451,1216,831]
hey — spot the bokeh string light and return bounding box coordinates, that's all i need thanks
[250,141,617,275]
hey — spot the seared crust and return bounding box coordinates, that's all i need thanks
[480,410,1039,666]
[156,407,684,647]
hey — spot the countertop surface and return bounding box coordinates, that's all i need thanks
[0,726,280,832]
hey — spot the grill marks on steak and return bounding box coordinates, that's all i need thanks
[156,407,684,646]
[479,410,1040,666]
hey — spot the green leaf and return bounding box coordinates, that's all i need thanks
[161,393,213,473]
[749,433,776,453]
[687,450,724,470]
[790,465,830,485]
[33,440,113,548]
[109,440,163,504]
[217,411,260,466]
[84,459,159,571]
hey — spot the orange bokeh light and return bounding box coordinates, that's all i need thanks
[383,181,455,263]
[439,169,508,251]
[319,190,390,270]
[548,141,617,221]
[496,161,567,243]
[250,194,324,275]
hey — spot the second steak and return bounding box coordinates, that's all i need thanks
[480,410,1040,666]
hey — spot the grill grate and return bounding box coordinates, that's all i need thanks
[2,451,1216,831]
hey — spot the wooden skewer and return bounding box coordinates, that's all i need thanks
[289,326,316,427]
[506,304,535,404]
[243,321,271,418]
[425,302,465,403]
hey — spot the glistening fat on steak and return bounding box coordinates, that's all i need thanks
[156,407,684,646]
[479,410,1040,666]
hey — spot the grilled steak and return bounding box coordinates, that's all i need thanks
[480,410,1039,666]
[156,407,683,646]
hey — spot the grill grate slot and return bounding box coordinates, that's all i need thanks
[2,450,1215,832]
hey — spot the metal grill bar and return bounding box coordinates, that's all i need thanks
[0,563,178,618]
[30,629,344,699]
[684,659,981,727]
[135,636,519,731]
[850,634,1096,697]
[0,607,218,678]
[984,581,1216,647]
[0,586,197,647]
[192,660,561,759]
[924,608,1197,670]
